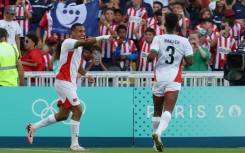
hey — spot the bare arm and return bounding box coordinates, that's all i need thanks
[133,25,141,41]
[210,30,225,47]
[15,35,21,53]
[23,4,32,19]
[78,64,95,83]
[17,59,25,86]
[101,19,117,35]
[21,61,38,67]
[179,11,187,37]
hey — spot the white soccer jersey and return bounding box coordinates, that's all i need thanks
[151,34,193,82]
[56,39,83,87]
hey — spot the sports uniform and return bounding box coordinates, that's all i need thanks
[150,34,193,96]
[55,38,82,108]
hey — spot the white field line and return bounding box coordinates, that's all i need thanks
[2,148,98,153]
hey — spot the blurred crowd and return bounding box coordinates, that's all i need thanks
[0,0,244,73]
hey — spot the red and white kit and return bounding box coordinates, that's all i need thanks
[55,39,82,108]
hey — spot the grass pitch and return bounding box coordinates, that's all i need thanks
[0,148,245,153]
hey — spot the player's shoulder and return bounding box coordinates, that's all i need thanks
[63,38,77,44]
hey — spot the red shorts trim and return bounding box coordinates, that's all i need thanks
[57,98,72,109]
[164,91,173,96]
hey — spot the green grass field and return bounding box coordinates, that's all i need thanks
[0,148,245,153]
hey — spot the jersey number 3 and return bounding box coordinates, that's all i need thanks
[165,46,175,64]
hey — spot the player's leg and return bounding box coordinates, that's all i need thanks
[155,90,178,136]
[151,82,165,152]
[155,82,181,137]
[152,95,164,133]
[69,104,84,150]
[64,91,86,151]
[26,102,70,144]
[152,95,164,151]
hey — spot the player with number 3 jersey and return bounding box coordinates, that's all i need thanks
[147,13,193,152]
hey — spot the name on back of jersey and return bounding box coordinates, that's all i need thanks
[164,38,180,45]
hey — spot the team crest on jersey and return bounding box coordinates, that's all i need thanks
[142,52,148,58]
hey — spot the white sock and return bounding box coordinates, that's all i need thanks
[155,111,171,136]
[152,117,161,133]
[70,119,80,147]
[32,114,57,131]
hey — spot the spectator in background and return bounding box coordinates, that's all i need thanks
[99,8,117,65]
[211,19,237,70]
[43,37,58,71]
[15,0,32,52]
[0,0,16,20]
[134,26,156,71]
[147,1,164,26]
[81,45,108,71]
[184,31,210,71]
[113,9,125,25]
[224,9,244,45]
[27,0,53,36]
[21,31,44,71]
[194,8,219,32]
[148,9,166,36]
[201,18,219,69]
[36,0,69,49]
[100,0,131,15]
[112,25,138,71]
[187,0,202,30]
[126,0,148,42]
[233,0,245,21]
[0,5,22,53]
[212,0,226,30]
[172,2,189,37]
[0,28,24,86]
[127,0,154,17]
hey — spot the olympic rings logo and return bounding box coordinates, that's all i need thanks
[32,99,86,125]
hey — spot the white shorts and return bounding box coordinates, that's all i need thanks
[54,79,80,109]
[152,81,181,97]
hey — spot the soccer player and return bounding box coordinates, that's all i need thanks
[147,13,193,152]
[26,23,115,151]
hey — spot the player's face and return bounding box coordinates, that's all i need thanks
[202,11,211,18]
[144,32,154,42]
[105,10,114,22]
[153,4,162,13]
[72,26,86,40]
[118,29,127,40]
